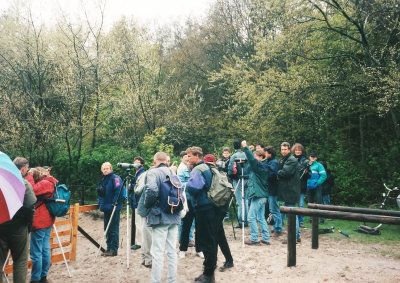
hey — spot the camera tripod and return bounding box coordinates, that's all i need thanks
[95,168,135,269]
[228,160,248,246]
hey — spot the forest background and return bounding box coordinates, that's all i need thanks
[1,0,399,206]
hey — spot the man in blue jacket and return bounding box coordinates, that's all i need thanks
[186,146,217,283]
[98,162,125,256]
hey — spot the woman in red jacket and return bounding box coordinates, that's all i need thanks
[26,167,57,283]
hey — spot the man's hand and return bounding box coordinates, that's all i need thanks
[249,145,255,150]
[241,140,247,148]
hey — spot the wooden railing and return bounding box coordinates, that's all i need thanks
[4,203,99,274]
[280,204,400,267]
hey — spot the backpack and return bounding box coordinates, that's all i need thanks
[307,172,319,190]
[41,183,72,217]
[206,163,234,207]
[159,169,185,214]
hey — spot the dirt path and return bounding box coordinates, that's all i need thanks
[39,213,400,282]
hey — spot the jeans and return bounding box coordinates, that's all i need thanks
[298,193,305,224]
[140,215,152,265]
[0,221,29,283]
[233,179,248,225]
[283,203,300,240]
[308,187,323,223]
[322,194,331,205]
[268,195,282,233]
[248,197,270,243]
[30,226,52,281]
[151,224,178,283]
[104,210,121,252]
[195,207,218,276]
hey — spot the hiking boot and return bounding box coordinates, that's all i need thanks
[196,252,204,258]
[299,222,305,228]
[39,277,49,283]
[297,238,301,243]
[194,274,215,283]
[219,261,234,272]
[102,250,117,256]
[244,239,260,245]
[179,251,186,259]
[234,224,242,229]
[271,232,283,237]
[188,241,195,247]
[261,240,270,245]
[131,244,141,250]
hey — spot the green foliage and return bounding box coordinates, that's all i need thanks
[1,0,399,205]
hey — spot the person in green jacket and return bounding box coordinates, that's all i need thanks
[241,140,271,245]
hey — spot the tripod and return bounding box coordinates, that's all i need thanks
[95,169,133,269]
[228,161,248,246]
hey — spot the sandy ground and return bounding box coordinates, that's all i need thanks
[19,212,400,282]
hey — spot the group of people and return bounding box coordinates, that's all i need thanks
[0,154,59,283]
[97,140,333,283]
[0,139,334,283]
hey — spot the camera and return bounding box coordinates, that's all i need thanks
[234,158,248,163]
[117,163,141,169]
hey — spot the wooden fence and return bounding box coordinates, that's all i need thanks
[280,204,400,267]
[4,203,99,275]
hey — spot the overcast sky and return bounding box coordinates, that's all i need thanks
[0,0,217,28]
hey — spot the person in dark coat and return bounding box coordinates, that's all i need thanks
[97,162,124,256]
[277,142,301,243]
[291,143,309,227]
[0,155,36,283]
[130,156,145,250]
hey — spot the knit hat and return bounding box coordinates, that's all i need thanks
[204,154,216,164]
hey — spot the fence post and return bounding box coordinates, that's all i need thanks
[311,216,319,249]
[70,203,79,261]
[287,213,296,267]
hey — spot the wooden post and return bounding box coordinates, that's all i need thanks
[312,216,319,249]
[287,213,296,267]
[70,203,79,261]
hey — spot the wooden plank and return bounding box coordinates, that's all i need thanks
[51,252,70,264]
[5,259,32,274]
[54,219,71,226]
[287,214,296,267]
[280,207,400,225]
[50,241,70,249]
[79,204,99,212]
[51,229,70,238]
[307,203,400,217]
[78,225,105,253]
[70,203,79,261]
[311,217,319,249]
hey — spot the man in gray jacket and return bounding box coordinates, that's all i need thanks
[144,152,181,283]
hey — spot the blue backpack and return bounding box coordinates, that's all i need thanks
[159,169,185,214]
[43,183,71,217]
[307,173,319,190]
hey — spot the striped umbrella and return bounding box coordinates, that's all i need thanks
[0,152,26,224]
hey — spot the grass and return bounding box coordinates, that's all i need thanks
[300,218,400,259]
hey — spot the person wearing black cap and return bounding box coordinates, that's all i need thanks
[306,152,327,223]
